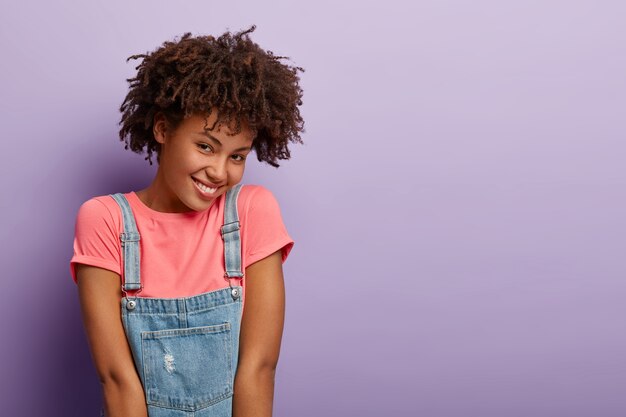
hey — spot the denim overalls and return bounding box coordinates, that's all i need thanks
[99,183,245,417]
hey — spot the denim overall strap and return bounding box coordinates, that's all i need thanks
[221,183,244,280]
[109,193,142,293]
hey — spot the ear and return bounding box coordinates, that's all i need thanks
[153,112,168,144]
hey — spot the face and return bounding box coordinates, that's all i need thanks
[151,110,254,213]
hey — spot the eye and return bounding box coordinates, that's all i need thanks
[231,154,247,162]
[197,143,213,153]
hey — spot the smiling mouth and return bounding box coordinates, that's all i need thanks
[192,178,218,194]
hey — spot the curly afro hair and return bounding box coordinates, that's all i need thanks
[118,25,305,167]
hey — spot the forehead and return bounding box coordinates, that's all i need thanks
[179,112,254,140]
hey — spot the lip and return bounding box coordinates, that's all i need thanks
[192,177,222,189]
[192,177,221,197]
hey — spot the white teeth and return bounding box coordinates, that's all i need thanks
[194,179,217,194]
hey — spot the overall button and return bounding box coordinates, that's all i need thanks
[126,300,136,310]
[231,288,240,299]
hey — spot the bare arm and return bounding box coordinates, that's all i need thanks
[76,264,148,417]
[232,250,286,417]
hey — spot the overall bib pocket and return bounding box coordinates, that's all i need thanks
[141,322,234,411]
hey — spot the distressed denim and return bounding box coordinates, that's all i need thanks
[99,184,245,416]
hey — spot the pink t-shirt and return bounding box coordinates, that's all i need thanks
[70,184,294,308]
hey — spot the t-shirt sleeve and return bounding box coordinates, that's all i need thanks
[243,186,294,268]
[69,197,122,284]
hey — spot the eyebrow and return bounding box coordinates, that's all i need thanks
[196,131,252,152]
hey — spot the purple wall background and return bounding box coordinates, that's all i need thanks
[1,1,625,416]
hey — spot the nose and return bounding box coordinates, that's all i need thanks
[205,157,227,184]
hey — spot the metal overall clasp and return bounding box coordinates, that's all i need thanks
[121,284,143,310]
[224,273,243,300]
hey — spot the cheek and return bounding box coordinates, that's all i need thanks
[168,157,196,182]
[229,164,246,180]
